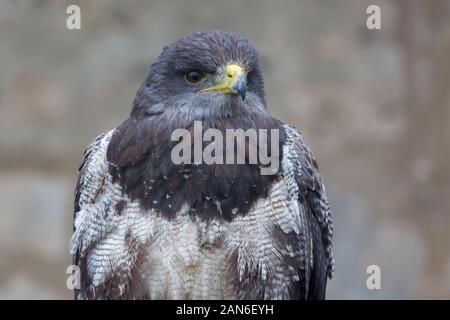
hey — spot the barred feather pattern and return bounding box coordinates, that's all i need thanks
[282,125,334,278]
[72,130,153,299]
[71,125,333,299]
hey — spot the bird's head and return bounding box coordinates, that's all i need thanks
[132,29,267,119]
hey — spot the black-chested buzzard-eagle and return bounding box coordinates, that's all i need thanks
[70,29,334,300]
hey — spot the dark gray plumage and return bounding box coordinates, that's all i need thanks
[71,29,334,300]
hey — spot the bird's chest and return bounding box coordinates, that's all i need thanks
[138,178,302,299]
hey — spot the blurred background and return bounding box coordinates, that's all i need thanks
[0,0,449,299]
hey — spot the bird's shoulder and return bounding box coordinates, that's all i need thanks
[280,123,334,280]
[74,129,115,213]
[72,128,151,299]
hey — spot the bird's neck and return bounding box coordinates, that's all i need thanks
[107,112,286,221]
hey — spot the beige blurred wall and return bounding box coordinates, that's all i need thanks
[0,0,449,299]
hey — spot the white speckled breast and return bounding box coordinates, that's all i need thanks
[135,176,302,299]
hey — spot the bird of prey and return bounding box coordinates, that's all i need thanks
[71,29,334,300]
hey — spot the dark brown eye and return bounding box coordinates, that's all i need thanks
[185,70,205,83]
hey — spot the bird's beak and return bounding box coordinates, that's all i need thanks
[200,64,246,101]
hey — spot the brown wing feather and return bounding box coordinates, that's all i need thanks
[282,124,334,299]
[71,130,150,299]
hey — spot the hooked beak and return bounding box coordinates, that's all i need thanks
[200,64,247,101]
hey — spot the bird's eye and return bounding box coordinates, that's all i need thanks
[185,70,205,83]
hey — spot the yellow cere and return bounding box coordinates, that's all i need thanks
[200,64,245,94]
